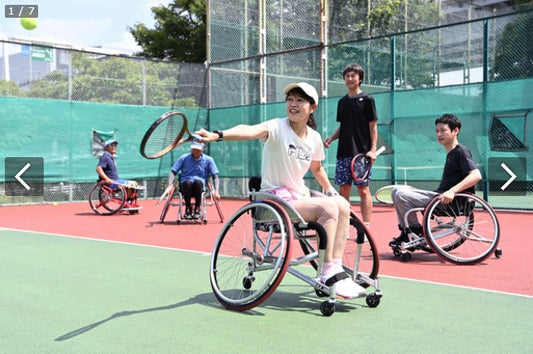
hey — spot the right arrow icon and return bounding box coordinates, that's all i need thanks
[500,163,516,191]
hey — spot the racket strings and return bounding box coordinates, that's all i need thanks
[144,115,183,156]
[353,157,370,178]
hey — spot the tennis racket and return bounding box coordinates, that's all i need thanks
[374,185,395,205]
[140,110,200,159]
[350,146,386,182]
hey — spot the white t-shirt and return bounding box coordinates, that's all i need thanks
[260,118,325,198]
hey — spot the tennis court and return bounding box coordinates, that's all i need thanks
[1,200,532,353]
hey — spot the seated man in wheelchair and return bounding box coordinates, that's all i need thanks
[164,139,220,220]
[96,139,139,201]
[195,82,365,299]
[389,113,482,247]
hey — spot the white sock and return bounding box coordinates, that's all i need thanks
[320,261,335,278]
[333,258,343,273]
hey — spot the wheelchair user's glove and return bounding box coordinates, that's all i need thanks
[325,187,339,197]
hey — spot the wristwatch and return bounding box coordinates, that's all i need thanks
[213,130,224,142]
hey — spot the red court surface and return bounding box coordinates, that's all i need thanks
[1,199,532,296]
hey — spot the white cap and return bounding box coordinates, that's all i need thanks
[191,141,205,150]
[283,82,319,105]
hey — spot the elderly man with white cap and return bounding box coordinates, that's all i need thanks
[165,138,220,220]
[193,82,365,299]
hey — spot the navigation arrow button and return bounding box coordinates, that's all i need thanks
[500,163,516,191]
[14,162,32,190]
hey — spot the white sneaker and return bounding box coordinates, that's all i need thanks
[334,278,366,299]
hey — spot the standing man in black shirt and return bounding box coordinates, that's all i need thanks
[324,63,379,228]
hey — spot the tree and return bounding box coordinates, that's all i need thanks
[329,0,441,42]
[492,8,533,80]
[129,0,206,63]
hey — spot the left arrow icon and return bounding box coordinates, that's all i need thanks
[15,163,32,190]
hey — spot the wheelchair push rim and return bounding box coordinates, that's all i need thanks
[89,183,126,215]
[423,192,500,265]
[210,200,293,311]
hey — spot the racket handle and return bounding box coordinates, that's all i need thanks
[376,146,386,156]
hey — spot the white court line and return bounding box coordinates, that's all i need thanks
[2,226,532,298]
[0,226,212,256]
[381,274,533,299]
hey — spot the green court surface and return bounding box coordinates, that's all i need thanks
[2,228,532,353]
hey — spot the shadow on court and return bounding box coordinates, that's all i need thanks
[55,286,366,343]
[55,293,219,341]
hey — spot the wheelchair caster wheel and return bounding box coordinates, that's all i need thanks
[203,219,207,225]
[366,293,381,308]
[495,248,502,258]
[315,289,328,298]
[393,248,401,257]
[242,276,254,290]
[401,252,412,262]
[320,301,335,316]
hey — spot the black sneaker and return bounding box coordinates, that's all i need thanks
[389,233,408,247]
[184,208,192,219]
[193,209,201,219]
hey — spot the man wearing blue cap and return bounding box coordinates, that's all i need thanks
[165,139,220,219]
[96,139,138,199]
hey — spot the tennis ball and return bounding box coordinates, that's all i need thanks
[20,18,38,30]
[52,202,58,207]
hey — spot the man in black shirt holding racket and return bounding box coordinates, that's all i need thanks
[389,114,482,247]
[324,63,379,228]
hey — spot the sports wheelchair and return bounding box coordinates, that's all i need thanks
[209,179,382,316]
[390,192,501,265]
[89,181,144,215]
[159,181,224,224]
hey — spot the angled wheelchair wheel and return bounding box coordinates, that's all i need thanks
[423,193,500,265]
[207,182,225,223]
[343,211,380,287]
[160,185,176,223]
[210,200,293,311]
[298,210,379,288]
[89,183,126,215]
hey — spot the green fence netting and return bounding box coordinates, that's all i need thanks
[1,79,532,209]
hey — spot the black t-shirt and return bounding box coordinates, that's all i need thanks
[436,143,478,193]
[336,92,378,158]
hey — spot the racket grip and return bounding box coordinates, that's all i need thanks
[376,146,386,156]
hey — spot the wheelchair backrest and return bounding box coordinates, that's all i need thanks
[248,177,306,224]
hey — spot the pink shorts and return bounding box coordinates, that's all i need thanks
[269,187,300,203]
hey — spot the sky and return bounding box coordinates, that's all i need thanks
[1,0,164,55]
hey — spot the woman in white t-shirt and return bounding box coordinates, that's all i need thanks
[195,82,364,299]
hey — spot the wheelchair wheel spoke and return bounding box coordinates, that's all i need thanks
[210,201,292,311]
[424,192,500,265]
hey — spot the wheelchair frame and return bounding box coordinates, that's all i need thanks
[160,181,224,224]
[209,190,382,316]
[390,192,501,265]
[88,181,143,215]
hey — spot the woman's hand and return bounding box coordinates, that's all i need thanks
[194,128,219,143]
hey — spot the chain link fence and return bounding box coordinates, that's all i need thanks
[0,42,206,107]
[1,7,532,210]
